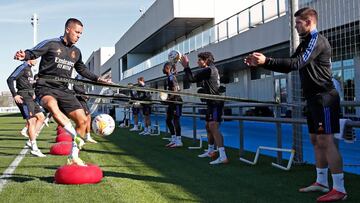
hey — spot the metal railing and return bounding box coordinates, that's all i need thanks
[150,101,360,170]
[123,0,287,79]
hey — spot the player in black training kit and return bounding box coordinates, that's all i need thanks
[163,62,183,148]
[181,52,229,165]
[136,77,152,136]
[7,60,46,157]
[245,7,346,202]
[14,18,109,166]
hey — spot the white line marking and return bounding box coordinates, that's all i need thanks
[0,146,29,192]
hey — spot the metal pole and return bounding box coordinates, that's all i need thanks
[31,13,38,46]
[261,1,265,23]
[237,14,240,34]
[248,9,251,28]
[239,107,244,156]
[275,106,282,164]
[31,13,39,74]
[290,0,303,163]
[192,106,197,143]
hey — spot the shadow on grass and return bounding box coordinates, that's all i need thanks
[0,129,25,133]
[0,137,51,142]
[103,170,173,184]
[1,174,54,183]
[1,175,34,183]
[101,128,360,203]
[0,146,26,149]
[0,152,24,156]
[83,149,131,156]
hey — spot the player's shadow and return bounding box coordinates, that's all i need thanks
[0,137,51,142]
[0,129,26,132]
[2,174,54,183]
[83,149,130,156]
[0,151,22,156]
[0,146,26,149]
[0,175,34,183]
[103,170,173,184]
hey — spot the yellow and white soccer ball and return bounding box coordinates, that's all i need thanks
[159,92,168,101]
[92,114,115,136]
[168,50,182,64]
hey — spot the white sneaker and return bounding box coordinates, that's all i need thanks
[20,129,29,137]
[130,127,139,132]
[169,141,183,148]
[75,137,85,150]
[165,141,175,147]
[141,131,151,136]
[209,156,229,165]
[198,151,217,158]
[30,149,46,157]
[86,136,98,143]
[25,140,32,149]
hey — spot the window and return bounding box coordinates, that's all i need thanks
[250,68,272,80]
[332,59,355,115]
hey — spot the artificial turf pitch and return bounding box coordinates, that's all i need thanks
[0,113,359,202]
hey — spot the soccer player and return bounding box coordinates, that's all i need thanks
[163,62,183,147]
[14,18,109,166]
[7,60,46,157]
[244,7,347,202]
[129,81,142,132]
[181,52,228,165]
[136,77,152,136]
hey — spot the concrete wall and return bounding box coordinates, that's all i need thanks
[173,0,215,18]
[120,15,289,84]
[99,47,115,75]
[85,47,115,77]
[115,0,215,58]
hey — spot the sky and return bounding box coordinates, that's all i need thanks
[0,0,155,92]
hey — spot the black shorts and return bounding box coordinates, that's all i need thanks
[306,89,340,134]
[36,87,83,115]
[206,102,223,123]
[142,104,151,116]
[166,104,182,119]
[77,97,90,115]
[16,91,42,119]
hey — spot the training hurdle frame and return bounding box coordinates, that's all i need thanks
[153,101,360,171]
[239,146,295,171]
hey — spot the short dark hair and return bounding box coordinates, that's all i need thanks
[138,77,144,82]
[163,62,171,74]
[198,52,215,65]
[65,18,83,28]
[294,7,318,23]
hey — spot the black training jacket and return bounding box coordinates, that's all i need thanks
[263,29,334,99]
[166,74,182,101]
[184,64,221,96]
[23,36,99,90]
[7,62,35,97]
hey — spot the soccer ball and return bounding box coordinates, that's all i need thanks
[92,114,115,136]
[168,50,181,64]
[159,92,168,101]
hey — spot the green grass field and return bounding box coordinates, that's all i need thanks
[0,114,359,202]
